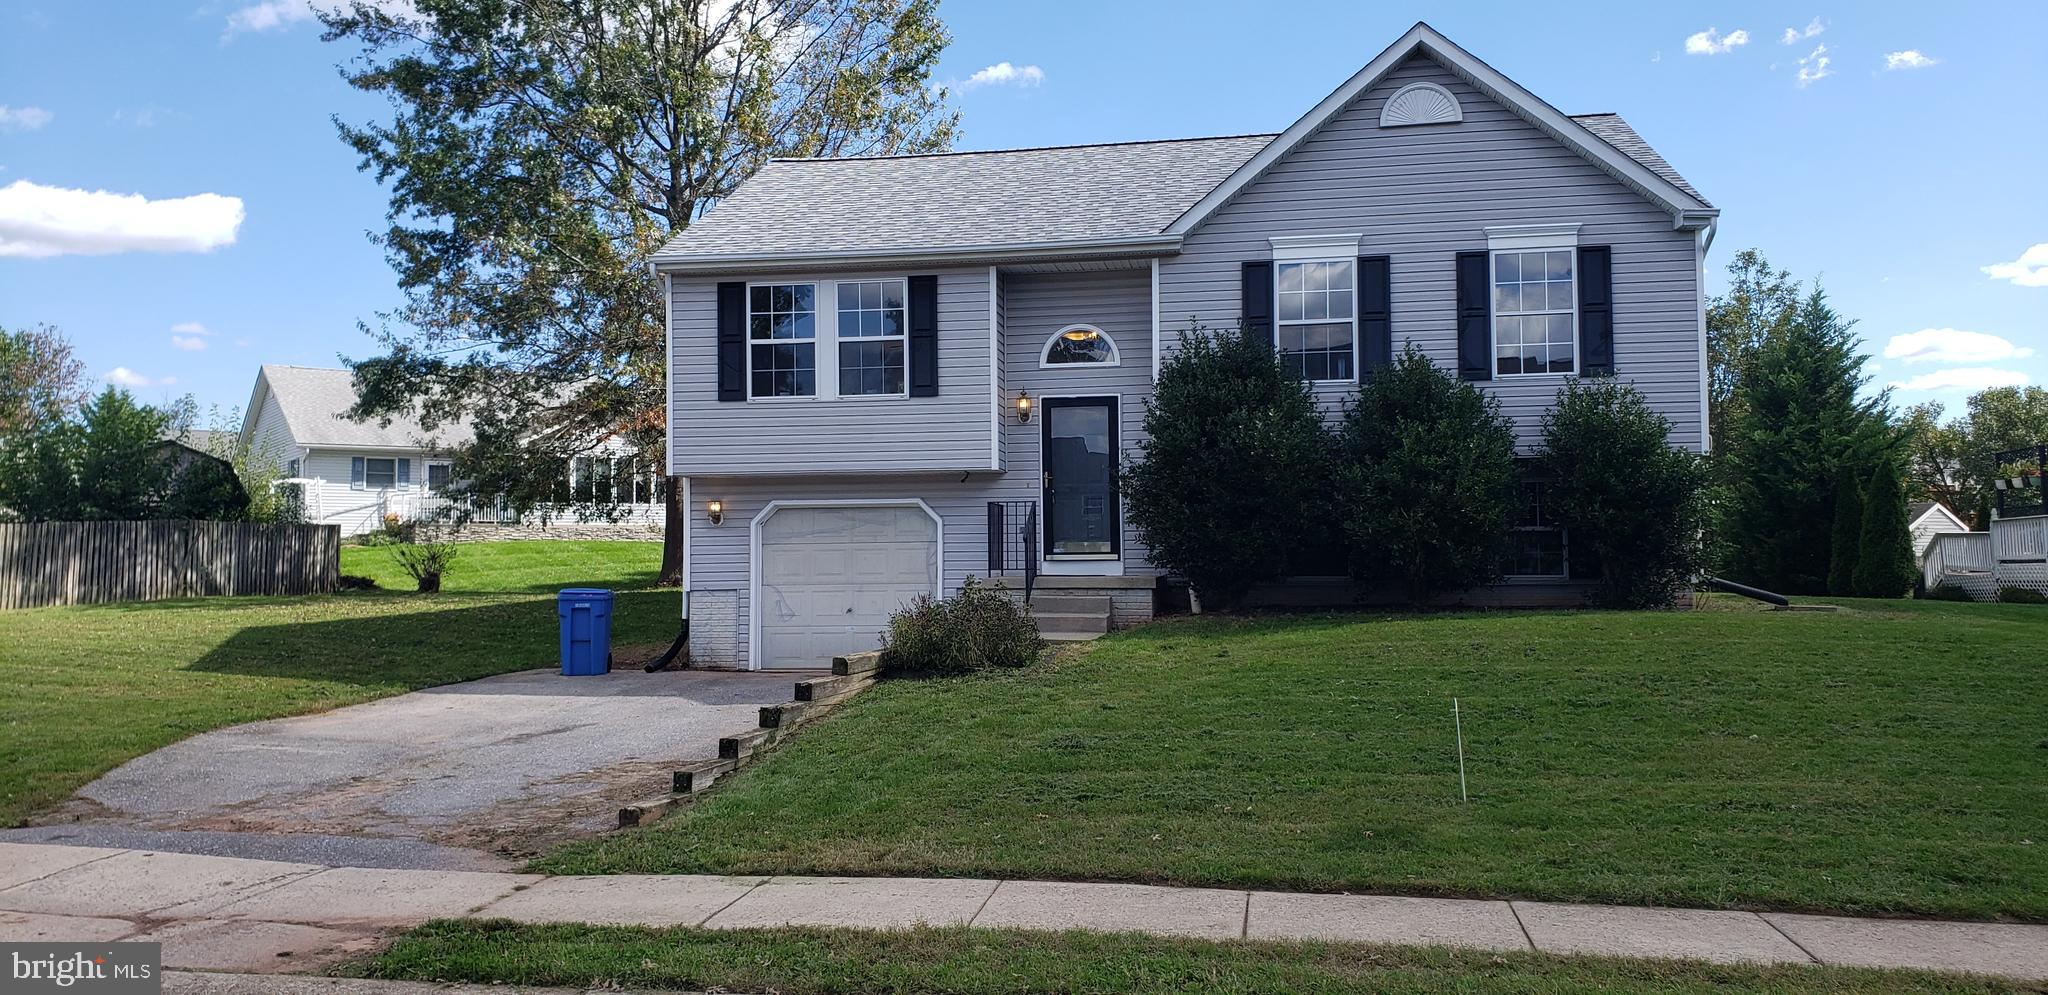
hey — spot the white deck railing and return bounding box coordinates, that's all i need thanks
[1991,515,2048,563]
[1922,532,1993,590]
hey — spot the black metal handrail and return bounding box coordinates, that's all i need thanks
[985,500,1038,604]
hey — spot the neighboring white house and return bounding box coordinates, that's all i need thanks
[1908,501,1970,561]
[238,365,666,539]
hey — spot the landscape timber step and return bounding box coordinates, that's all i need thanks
[795,670,876,702]
[1024,594,1113,614]
[832,650,882,676]
[1039,630,1105,643]
[1028,610,1109,634]
[618,792,681,828]
[672,757,740,794]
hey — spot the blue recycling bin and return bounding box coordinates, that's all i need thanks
[557,588,615,676]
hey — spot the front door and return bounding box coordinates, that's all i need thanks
[1042,396,1119,558]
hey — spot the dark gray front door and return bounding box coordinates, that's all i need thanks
[1042,396,1119,557]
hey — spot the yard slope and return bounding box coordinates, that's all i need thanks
[538,599,2048,922]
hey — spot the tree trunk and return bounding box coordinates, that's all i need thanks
[658,477,685,587]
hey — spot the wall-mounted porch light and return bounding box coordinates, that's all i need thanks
[1014,390,1033,424]
[706,499,725,526]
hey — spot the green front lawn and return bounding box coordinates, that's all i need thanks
[361,920,2030,995]
[539,598,2048,922]
[0,540,670,825]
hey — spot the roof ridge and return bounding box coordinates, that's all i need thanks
[769,132,1280,164]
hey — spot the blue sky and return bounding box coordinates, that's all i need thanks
[1,1,2042,419]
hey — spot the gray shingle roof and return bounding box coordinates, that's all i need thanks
[655,135,1276,262]
[1570,113,1710,207]
[260,365,472,450]
[655,111,1705,265]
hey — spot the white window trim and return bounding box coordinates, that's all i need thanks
[743,277,911,402]
[363,456,398,491]
[1269,233,1362,261]
[1485,225,1582,381]
[1039,324,1122,368]
[1273,257,1361,385]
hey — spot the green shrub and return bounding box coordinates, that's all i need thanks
[1332,347,1516,605]
[1921,583,1973,602]
[1539,378,1709,609]
[880,577,1045,678]
[1122,323,1331,609]
[1825,463,1863,596]
[1997,586,2047,605]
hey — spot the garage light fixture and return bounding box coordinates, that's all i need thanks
[1015,390,1033,424]
[706,499,725,526]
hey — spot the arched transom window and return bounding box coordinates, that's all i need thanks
[1040,324,1120,367]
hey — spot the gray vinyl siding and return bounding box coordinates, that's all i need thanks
[682,268,1159,667]
[245,386,300,475]
[1157,53,1706,451]
[668,267,994,475]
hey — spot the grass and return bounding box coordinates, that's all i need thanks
[538,596,2048,922]
[338,538,662,593]
[359,920,2033,994]
[0,540,669,825]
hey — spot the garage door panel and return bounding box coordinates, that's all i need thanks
[759,505,937,670]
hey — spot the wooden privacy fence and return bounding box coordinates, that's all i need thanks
[0,520,340,610]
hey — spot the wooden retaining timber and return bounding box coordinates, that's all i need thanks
[0,520,340,610]
[618,655,881,828]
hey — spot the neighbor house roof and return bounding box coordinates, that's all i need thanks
[1909,501,1966,528]
[249,365,473,451]
[652,23,1712,274]
[654,134,1275,268]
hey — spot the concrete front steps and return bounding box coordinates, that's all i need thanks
[1025,594,1112,643]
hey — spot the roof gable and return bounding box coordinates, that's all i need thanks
[1166,22,1715,236]
[249,365,472,451]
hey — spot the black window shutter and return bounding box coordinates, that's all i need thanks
[1455,250,1491,381]
[908,275,939,397]
[1578,245,1614,376]
[1358,255,1392,375]
[715,281,746,401]
[1240,261,1273,353]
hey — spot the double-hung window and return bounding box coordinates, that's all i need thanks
[835,280,907,396]
[1492,249,1576,376]
[1505,473,1568,578]
[1275,259,1357,383]
[748,283,817,398]
[426,462,452,492]
[364,457,397,490]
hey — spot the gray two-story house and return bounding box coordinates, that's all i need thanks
[658,23,1717,669]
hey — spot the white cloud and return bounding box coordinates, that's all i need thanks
[105,367,176,389]
[1685,27,1750,56]
[1796,44,1833,86]
[223,0,414,39]
[0,180,244,258]
[1983,243,2048,287]
[0,105,53,131]
[1884,50,1939,71]
[1780,17,1825,44]
[170,334,208,351]
[1890,368,2030,393]
[1883,328,2035,365]
[962,62,1044,88]
[171,321,210,336]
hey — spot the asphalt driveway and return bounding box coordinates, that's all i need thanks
[8,668,805,870]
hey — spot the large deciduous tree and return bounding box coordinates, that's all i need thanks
[322,0,958,584]
[0,324,88,435]
[1705,249,1801,446]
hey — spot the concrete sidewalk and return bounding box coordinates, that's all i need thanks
[3,842,2044,981]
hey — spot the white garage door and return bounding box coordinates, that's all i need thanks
[758,505,938,670]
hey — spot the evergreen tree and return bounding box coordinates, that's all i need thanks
[1333,347,1517,605]
[1716,288,1888,594]
[1122,325,1329,609]
[1852,456,1917,598]
[1825,464,1863,595]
